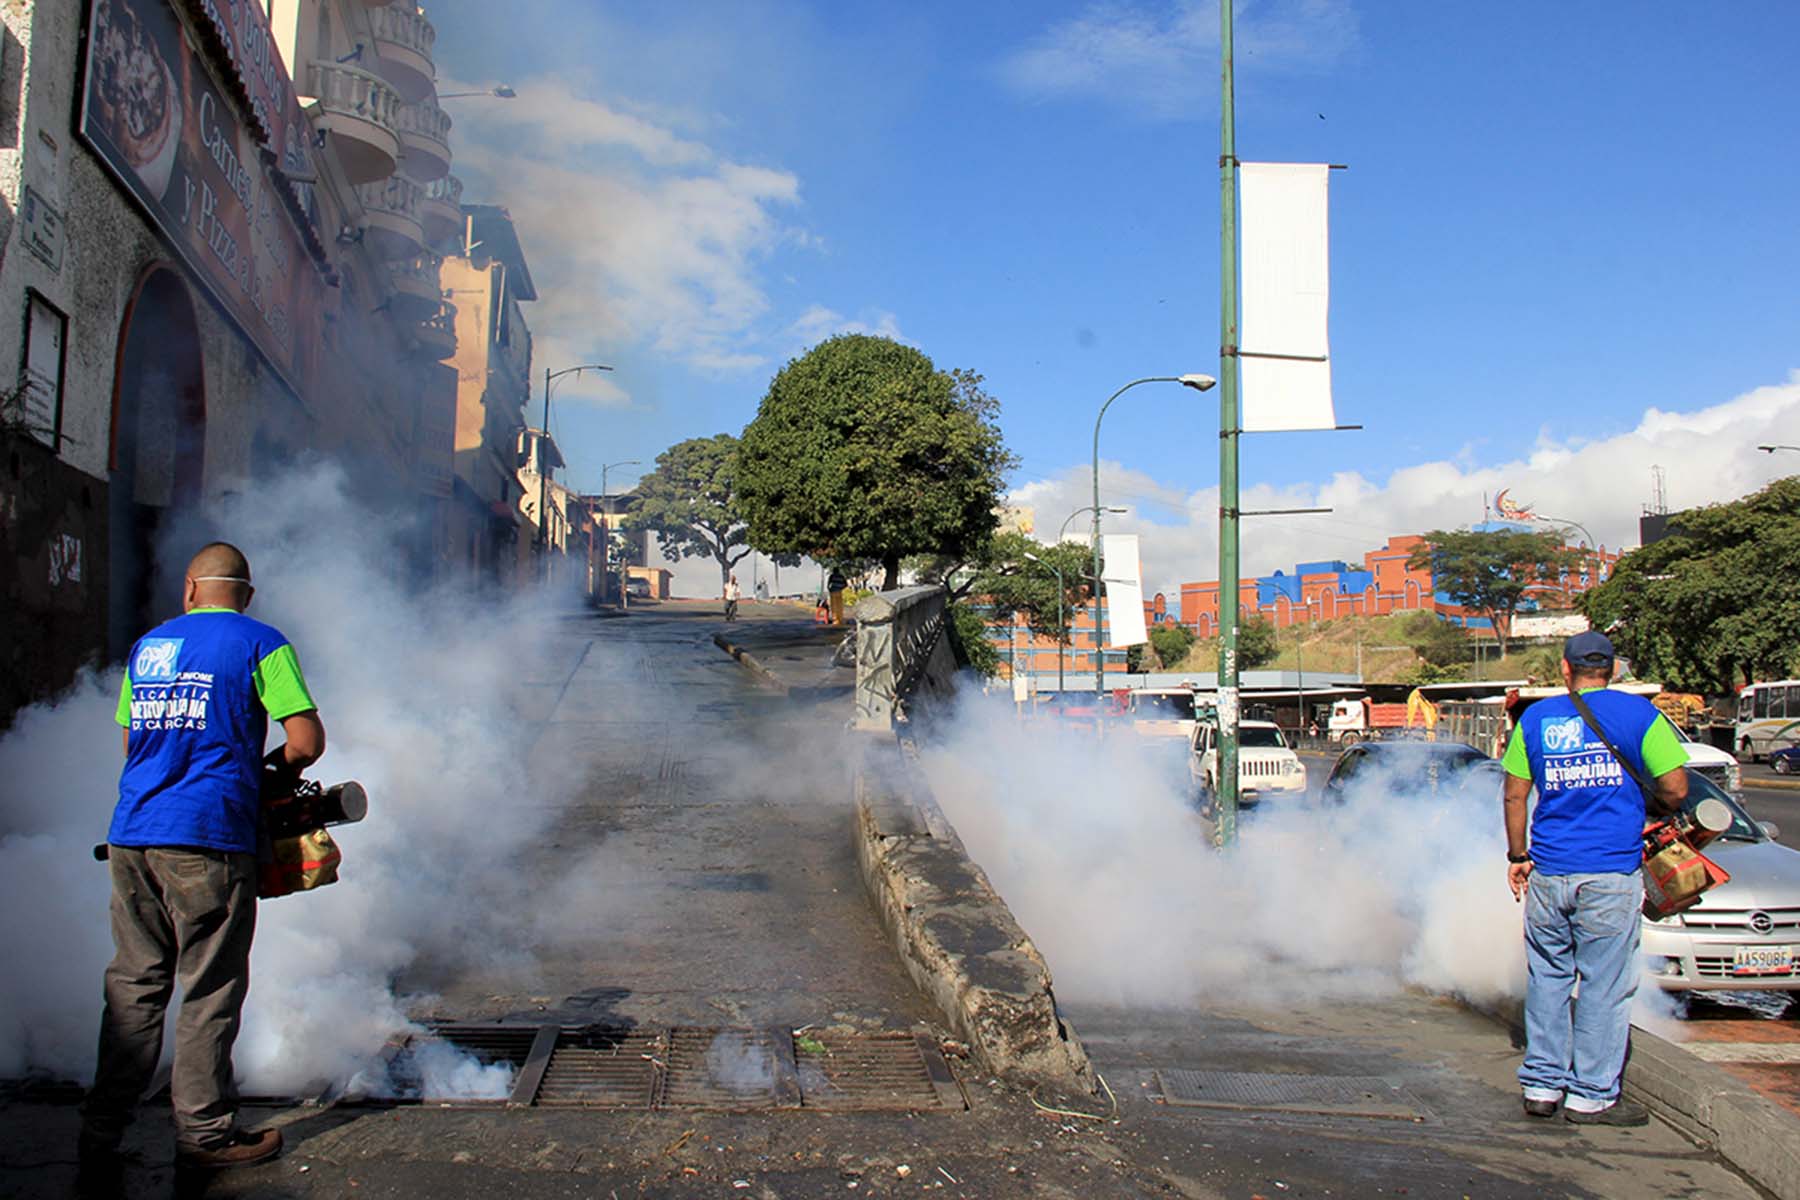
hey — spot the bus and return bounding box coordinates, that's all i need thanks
[1735,680,1800,761]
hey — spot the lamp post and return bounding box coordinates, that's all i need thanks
[438,85,517,99]
[1058,505,1127,542]
[537,364,612,582]
[1757,444,1800,454]
[599,458,640,604]
[1023,552,1066,695]
[1091,375,1215,705]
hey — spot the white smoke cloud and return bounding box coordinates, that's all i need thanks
[0,465,605,1098]
[916,688,1527,1010]
[1010,371,1800,598]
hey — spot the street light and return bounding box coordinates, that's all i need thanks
[538,363,613,578]
[1059,505,1127,542]
[600,459,641,605]
[1091,374,1216,702]
[1023,552,1067,696]
[439,85,516,99]
[1758,444,1800,454]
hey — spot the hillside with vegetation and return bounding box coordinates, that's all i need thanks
[1171,610,1568,685]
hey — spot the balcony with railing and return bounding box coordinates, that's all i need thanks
[355,175,424,259]
[414,302,458,360]
[307,61,401,184]
[386,252,443,319]
[370,3,437,102]
[420,174,463,245]
[395,98,451,182]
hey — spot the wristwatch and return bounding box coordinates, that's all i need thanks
[1507,851,1532,864]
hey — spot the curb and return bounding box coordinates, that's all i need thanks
[712,633,790,695]
[1747,774,1800,792]
[851,737,1094,1096]
[1626,1027,1800,1200]
[1468,996,1800,1199]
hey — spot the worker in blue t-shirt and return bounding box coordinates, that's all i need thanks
[1501,630,1686,1127]
[79,543,325,1179]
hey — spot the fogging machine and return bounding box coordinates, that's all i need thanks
[1641,797,1732,919]
[95,766,368,900]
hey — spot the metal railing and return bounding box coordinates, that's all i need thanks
[852,586,959,732]
[424,173,463,207]
[308,61,401,136]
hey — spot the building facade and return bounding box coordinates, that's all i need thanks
[0,0,505,721]
[1180,529,1620,637]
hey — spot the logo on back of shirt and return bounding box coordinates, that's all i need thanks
[1542,716,1587,753]
[134,638,183,683]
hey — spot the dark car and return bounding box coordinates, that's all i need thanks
[1321,739,1499,802]
[1772,745,1800,775]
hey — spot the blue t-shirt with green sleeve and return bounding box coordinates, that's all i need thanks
[111,608,317,854]
[1502,688,1687,876]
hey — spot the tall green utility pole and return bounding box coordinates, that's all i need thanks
[1215,0,1242,848]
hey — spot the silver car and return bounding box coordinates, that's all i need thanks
[1641,771,1800,995]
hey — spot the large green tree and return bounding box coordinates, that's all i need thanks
[1408,529,1577,656]
[736,335,1014,589]
[1239,616,1280,670]
[1582,476,1800,691]
[628,434,761,590]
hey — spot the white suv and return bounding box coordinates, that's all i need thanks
[1190,719,1308,810]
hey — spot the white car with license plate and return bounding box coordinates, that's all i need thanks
[1190,719,1307,814]
[1672,723,1741,794]
[1641,771,1800,995]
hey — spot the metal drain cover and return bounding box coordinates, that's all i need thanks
[535,1028,663,1108]
[1157,1069,1429,1121]
[659,1028,796,1110]
[797,1032,965,1111]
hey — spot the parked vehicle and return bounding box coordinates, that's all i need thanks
[1641,771,1800,995]
[1319,739,1499,803]
[1671,722,1741,794]
[1128,686,1208,743]
[1771,745,1800,775]
[1735,680,1800,762]
[626,577,651,599]
[1190,719,1307,813]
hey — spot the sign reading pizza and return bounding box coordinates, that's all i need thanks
[80,0,323,396]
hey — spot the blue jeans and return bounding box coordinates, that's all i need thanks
[1518,869,1642,1111]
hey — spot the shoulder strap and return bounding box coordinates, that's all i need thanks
[1566,688,1651,796]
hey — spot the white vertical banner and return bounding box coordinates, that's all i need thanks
[1240,162,1334,432]
[1100,533,1147,648]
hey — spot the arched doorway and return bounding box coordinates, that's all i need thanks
[108,267,206,657]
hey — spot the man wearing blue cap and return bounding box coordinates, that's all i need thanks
[1501,630,1688,1125]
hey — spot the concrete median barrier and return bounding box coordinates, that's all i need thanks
[852,736,1094,1096]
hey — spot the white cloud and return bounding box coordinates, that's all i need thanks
[1010,372,1800,599]
[999,0,1358,118]
[444,74,809,394]
[783,304,908,353]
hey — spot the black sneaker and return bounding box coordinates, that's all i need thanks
[1522,1097,1560,1118]
[1564,1098,1650,1126]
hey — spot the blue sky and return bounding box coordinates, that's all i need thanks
[429,1,1799,592]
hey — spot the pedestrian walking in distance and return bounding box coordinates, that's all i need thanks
[724,574,741,622]
[1501,631,1687,1125]
[80,543,326,1180]
[827,567,848,625]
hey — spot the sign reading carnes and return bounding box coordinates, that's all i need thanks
[79,0,324,396]
[181,0,321,231]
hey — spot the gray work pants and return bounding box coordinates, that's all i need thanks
[81,846,257,1152]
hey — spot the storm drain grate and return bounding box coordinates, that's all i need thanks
[534,1027,664,1108]
[347,1024,966,1112]
[795,1031,965,1111]
[1157,1069,1430,1121]
[657,1027,796,1110]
